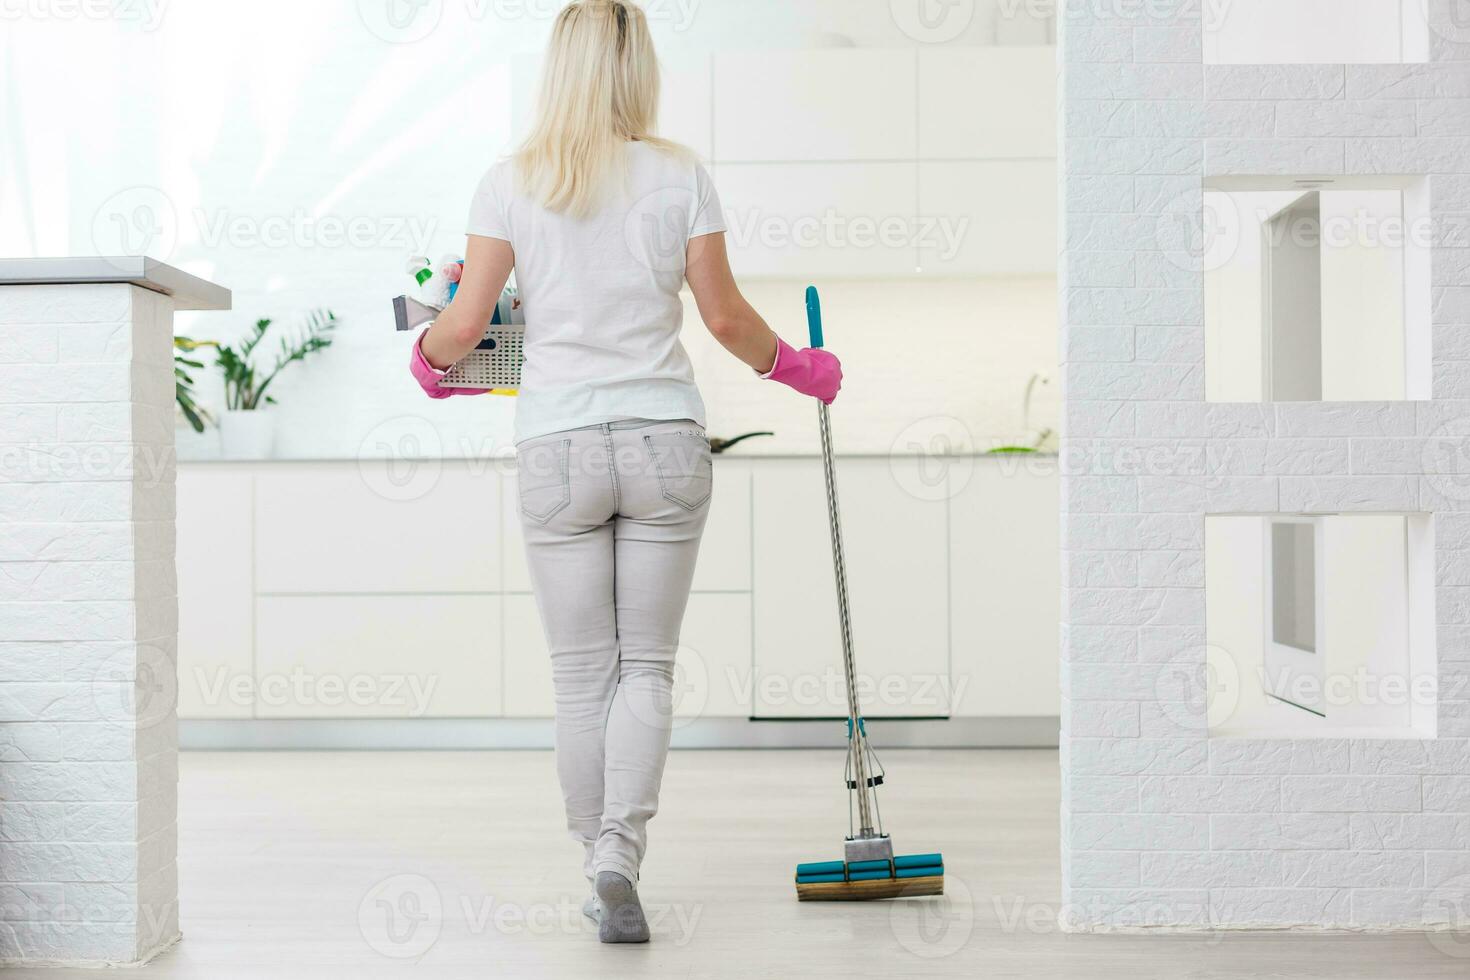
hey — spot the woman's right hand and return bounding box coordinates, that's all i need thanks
[761,337,843,405]
[409,329,485,399]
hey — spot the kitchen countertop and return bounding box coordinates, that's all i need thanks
[0,256,232,310]
[175,450,1058,464]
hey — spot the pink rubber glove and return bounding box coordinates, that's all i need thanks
[408,329,483,399]
[760,337,842,405]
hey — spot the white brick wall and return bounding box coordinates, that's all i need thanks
[0,285,180,964]
[1062,2,1470,930]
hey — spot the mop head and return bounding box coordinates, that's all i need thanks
[794,852,945,901]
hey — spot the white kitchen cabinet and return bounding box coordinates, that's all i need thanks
[917,160,1057,276]
[500,477,531,593]
[253,594,501,719]
[716,162,919,279]
[693,460,752,592]
[502,460,753,594]
[751,458,949,719]
[512,43,1055,282]
[176,455,1059,735]
[254,462,500,594]
[949,463,1059,717]
[674,593,753,719]
[177,466,254,719]
[713,49,917,162]
[502,592,753,720]
[502,594,552,717]
[997,10,1055,45]
[918,47,1056,160]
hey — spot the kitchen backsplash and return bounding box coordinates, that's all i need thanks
[175,277,1057,461]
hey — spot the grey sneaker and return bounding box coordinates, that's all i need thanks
[594,871,650,944]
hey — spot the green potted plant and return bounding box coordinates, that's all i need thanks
[214,309,337,458]
[174,336,218,434]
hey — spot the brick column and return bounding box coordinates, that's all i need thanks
[0,261,228,965]
[1060,2,1470,933]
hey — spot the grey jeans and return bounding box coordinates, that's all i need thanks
[516,418,712,884]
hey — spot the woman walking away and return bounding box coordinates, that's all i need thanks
[408,0,842,944]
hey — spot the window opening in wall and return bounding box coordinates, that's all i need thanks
[1206,513,1435,738]
[1204,176,1431,403]
[1204,0,1429,64]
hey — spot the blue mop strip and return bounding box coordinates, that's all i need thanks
[795,872,847,883]
[795,861,847,877]
[847,869,896,882]
[894,853,944,870]
[895,865,943,879]
[846,860,893,874]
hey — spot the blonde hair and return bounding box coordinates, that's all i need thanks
[514,0,689,218]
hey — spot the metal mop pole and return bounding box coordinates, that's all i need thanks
[816,399,874,834]
[805,286,889,861]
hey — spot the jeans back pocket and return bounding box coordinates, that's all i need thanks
[517,438,572,524]
[643,431,713,511]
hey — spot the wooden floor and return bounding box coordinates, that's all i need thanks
[17,749,1469,978]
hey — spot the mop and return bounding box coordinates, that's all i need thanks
[793,286,946,902]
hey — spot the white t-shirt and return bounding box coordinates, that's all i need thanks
[466,142,726,444]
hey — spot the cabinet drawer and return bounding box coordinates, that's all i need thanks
[918,160,1057,276]
[177,467,253,719]
[918,47,1057,160]
[949,464,1059,718]
[751,458,949,718]
[716,162,919,279]
[255,462,500,593]
[713,49,916,162]
[254,594,501,719]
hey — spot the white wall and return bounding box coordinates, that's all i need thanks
[1061,3,1470,932]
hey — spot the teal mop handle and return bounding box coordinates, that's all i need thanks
[805,285,824,349]
[806,286,875,837]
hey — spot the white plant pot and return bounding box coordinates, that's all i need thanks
[218,410,275,460]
